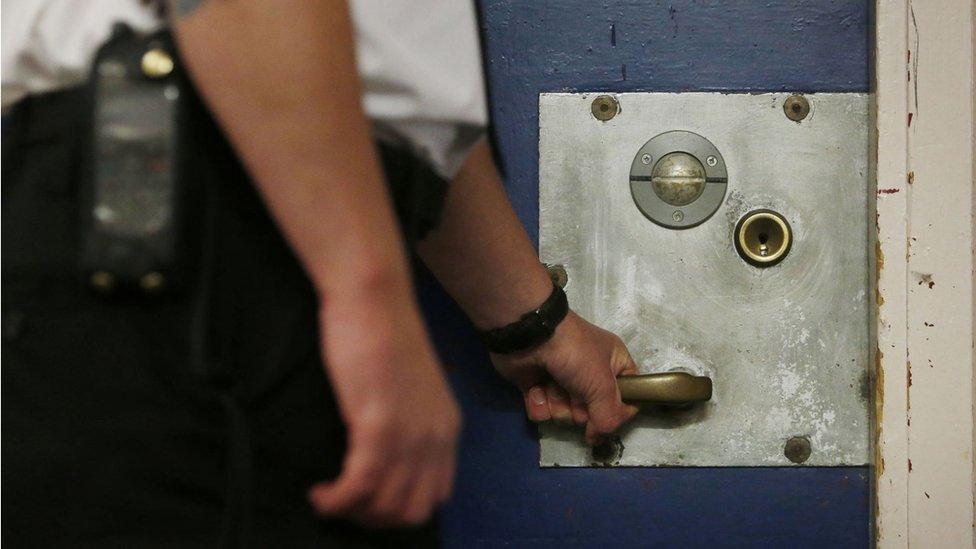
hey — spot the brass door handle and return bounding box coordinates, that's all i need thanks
[616,372,713,405]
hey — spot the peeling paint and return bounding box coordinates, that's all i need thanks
[909,2,920,116]
[876,240,886,307]
[875,348,885,478]
[873,213,886,493]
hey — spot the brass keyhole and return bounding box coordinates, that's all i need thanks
[757,232,770,256]
[735,210,792,267]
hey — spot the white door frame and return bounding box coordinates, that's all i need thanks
[874,0,975,546]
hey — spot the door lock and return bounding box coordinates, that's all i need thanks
[734,209,792,267]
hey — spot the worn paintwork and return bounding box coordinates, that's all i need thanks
[433,0,872,546]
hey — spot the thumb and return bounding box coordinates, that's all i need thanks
[523,385,551,422]
[582,374,637,445]
[307,445,374,516]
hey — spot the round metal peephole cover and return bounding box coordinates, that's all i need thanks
[651,152,707,207]
[629,131,728,229]
[734,209,793,267]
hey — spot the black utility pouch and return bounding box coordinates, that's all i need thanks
[80,24,192,297]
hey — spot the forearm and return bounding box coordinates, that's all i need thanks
[416,139,553,329]
[419,144,636,442]
[169,0,413,307]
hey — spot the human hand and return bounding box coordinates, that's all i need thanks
[307,292,461,527]
[491,311,639,445]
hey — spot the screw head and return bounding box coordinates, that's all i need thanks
[591,95,619,121]
[141,48,174,79]
[672,210,684,222]
[641,153,653,165]
[783,94,810,122]
[89,271,117,294]
[706,155,718,167]
[139,271,167,294]
[592,437,623,465]
[784,436,812,464]
[545,264,568,288]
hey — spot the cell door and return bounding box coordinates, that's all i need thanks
[433,2,872,547]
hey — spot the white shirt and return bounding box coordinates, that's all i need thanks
[1,0,488,177]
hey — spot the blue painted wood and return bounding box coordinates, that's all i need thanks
[424,1,872,547]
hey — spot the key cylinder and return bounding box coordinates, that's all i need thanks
[734,209,792,267]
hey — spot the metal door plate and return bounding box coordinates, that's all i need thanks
[539,92,870,467]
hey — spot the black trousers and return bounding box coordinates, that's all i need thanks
[1,88,439,548]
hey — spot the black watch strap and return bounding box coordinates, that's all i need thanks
[477,283,569,354]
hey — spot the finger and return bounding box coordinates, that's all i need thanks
[524,385,551,422]
[585,420,614,446]
[545,383,573,425]
[582,376,631,445]
[615,343,640,377]
[308,447,380,516]
[622,403,639,423]
[570,397,589,426]
[437,443,458,504]
[584,403,639,446]
[361,460,415,526]
[399,458,442,526]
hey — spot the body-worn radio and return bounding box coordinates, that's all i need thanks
[81,24,192,297]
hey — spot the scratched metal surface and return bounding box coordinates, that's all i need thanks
[538,92,870,467]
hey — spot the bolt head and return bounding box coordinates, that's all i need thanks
[784,436,812,464]
[90,271,116,294]
[783,94,810,122]
[706,155,718,167]
[591,95,619,121]
[672,210,685,222]
[641,153,653,165]
[592,437,623,465]
[139,271,167,294]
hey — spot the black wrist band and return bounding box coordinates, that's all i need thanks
[477,283,569,355]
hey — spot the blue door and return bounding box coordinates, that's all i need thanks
[422,2,871,546]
